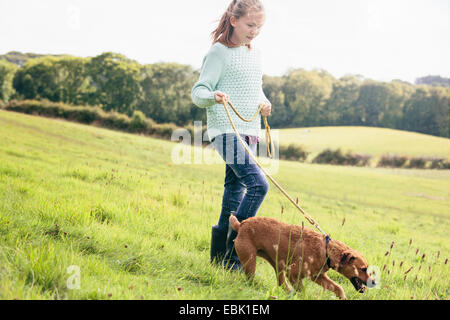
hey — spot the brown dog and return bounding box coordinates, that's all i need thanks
[229,215,374,299]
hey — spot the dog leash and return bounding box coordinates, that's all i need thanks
[224,100,275,159]
[221,99,329,237]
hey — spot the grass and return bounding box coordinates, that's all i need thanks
[277,126,450,161]
[0,109,449,300]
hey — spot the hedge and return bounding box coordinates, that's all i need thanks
[2,99,448,169]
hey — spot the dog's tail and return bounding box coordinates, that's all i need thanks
[229,215,241,232]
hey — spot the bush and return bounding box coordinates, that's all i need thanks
[377,154,450,169]
[377,154,409,168]
[312,148,371,167]
[129,110,148,133]
[278,143,309,161]
[3,99,166,136]
[4,99,101,124]
[101,111,131,130]
[153,123,179,139]
[429,157,450,169]
[64,106,102,124]
[347,153,372,167]
[407,157,427,169]
[313,148,345,165]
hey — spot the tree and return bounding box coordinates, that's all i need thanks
[402,86,449,137]
[352,81,404,127]
[415,75,450,87]
[87,52,142,115]
[260,75,287,128]
[282,68,334,127]
[379,81,414,129]
[139,62,199,125]
[13,57,61,100]
[13,56,94,106]
[53,57,92,105]
[323,75,362,125]
[0,60,18,102]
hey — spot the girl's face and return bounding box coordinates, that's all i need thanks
[230,10,266,46]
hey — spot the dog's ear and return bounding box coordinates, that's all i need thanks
[340,251,356,265]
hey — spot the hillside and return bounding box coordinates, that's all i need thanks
[0,110,448,300]
[277,126,450,160]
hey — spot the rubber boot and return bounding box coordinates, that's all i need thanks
[222,216,242,271]
[210,225,227,264]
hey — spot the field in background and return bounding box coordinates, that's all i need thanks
[277,126,450,161]
[0,110,448,300]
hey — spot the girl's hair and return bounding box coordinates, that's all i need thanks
[211,0,265,49]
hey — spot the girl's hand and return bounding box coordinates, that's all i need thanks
[215,91,229,104]
[260,103,272,116]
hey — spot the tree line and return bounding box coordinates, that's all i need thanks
[0,52,448,137]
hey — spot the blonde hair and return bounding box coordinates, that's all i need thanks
[211,0,265,49]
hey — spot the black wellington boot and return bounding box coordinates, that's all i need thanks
[210,225,227,264]
[222,220,242,271]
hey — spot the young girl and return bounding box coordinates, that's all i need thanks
[191,0,271,270]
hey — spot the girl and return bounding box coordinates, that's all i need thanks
[191,0,271,270]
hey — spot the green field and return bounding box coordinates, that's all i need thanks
[277,126,450,161]
[0,109,449,300]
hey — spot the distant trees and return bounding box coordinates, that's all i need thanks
[402,87,449,137]
[416,75,450,87]
[0,60,17,102]
[323,75,362,125]
[281,69,333,127]
[13,56,90,103]
[1,52,448,137]
[8,52,201,124]
[139,63,202,125]
[87,53,142,115]
[263,70,449,137]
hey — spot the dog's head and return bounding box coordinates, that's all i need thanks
[338,250,374,293]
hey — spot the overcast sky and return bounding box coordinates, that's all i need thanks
[1,0,449,83]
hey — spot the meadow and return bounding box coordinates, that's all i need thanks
[0,109,448,300]
[277,126,450,162]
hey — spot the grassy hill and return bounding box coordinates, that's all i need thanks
[0,109,449,300]
[277,126,450,161]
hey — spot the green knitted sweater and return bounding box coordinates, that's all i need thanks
[191,42,271,142]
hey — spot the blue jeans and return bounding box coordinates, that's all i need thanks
[211,133,269,231]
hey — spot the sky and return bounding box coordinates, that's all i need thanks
[0,0,449,83]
